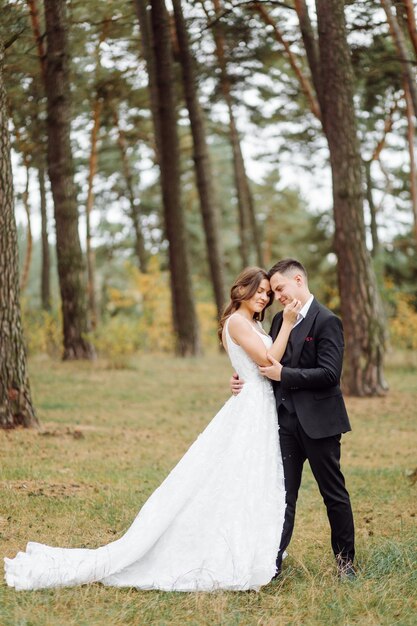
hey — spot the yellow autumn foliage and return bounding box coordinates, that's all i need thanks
[91,258,219,365]
[389,292,417,350]
[22,304,63,357]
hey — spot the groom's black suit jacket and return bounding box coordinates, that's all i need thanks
[270,298,351,439]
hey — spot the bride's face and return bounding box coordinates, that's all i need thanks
[243,278,271,315]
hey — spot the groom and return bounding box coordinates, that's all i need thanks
[231,258,356,580]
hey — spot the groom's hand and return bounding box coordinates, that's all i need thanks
[230,372,244,395]
[259,354,283,381]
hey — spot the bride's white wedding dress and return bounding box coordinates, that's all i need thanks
[4,316,286,592]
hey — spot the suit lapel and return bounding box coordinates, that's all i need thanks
[290,298,320,366]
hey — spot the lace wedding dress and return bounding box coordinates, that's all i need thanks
[4,317,286,592]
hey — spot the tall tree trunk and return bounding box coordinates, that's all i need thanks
[85,95,102,329]
[43,0,94,359]
[112,106,148,273]
[211,0,262,267]
[85,18,112,327]
[246,176,263,267]
[134,0,162,162]
[149,0,200,355]
[381,0,417,118]
[26,0,47,82]
[38,165,51,310]
[172,0,226,318]
[0,39,38,428]
[294,0,323,105]
[26,0,51,310]
[229,115,251,266]
[366,98,398,257]
[314,0,387,395]
[404,79,417,244]
[19,162,33,292]
[401,0,417,58]
[10,122,34,293]
[364,160,379,257]
[371,98,398,163]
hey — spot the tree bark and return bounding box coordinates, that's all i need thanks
[172,0,226,318]
[38,165,51,310]
[315,0,387,395]
[148,0,200,355]
[43,0,94,359]
[0,39,38,428]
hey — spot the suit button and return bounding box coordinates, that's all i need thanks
[282,397,285,402]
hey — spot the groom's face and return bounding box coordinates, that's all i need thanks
[269,271,302,306]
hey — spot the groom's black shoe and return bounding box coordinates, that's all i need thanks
[271,567,282,581]
[271,556,282,581]
[337,559,356,581]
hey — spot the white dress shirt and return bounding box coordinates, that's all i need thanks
[293,294,314,328]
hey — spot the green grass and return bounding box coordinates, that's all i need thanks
[0,352,416,625]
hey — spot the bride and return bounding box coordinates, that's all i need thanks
[4,267,300,592]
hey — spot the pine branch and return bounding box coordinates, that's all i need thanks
[250,1,321,121]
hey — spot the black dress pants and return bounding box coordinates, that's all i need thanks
[276,405,355,569]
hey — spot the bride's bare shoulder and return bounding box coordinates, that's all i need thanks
[227,313,249,333]
[227,312,249,325]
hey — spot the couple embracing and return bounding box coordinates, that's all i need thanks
[5,258,355,592]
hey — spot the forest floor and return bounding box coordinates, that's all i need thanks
[0,351,416,626]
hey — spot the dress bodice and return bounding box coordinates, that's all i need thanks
[224,315,272,384]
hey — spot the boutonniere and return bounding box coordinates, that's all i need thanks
[305,336,314,342]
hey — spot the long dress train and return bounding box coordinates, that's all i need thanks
[4,318,286,592]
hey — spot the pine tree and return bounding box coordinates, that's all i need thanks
[43,0,94,359]
[0,36,38,428]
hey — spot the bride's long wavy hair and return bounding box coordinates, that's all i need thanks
[218,267,273,342]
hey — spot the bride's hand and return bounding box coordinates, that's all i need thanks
[283,299,302,324]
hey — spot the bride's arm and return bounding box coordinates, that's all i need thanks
[227,315,272,366]
[267,300,301,361]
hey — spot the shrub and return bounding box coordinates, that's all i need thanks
[22,305,63,357]
[389,292,417,350]
[89,316,140,369]
[90,258,175,365]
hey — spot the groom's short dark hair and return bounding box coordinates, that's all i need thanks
[268,258,308,280]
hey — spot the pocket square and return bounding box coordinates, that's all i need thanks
[305,336,314,342]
